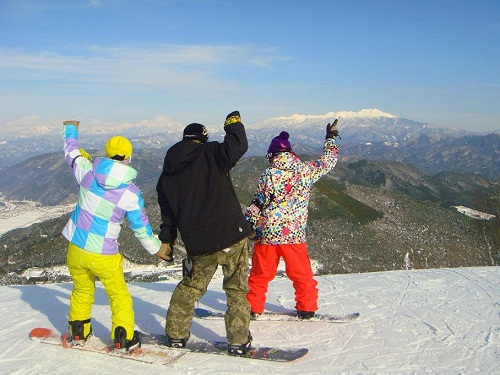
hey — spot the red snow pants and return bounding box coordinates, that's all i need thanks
[246,243,318,314]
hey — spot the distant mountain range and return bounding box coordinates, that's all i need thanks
[1,108,498,178]
[0,151,498,281]
[0,108,498,282]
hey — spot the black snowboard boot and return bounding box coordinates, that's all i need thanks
[227,331,252,356]
[114,326,141,352]
[297,310,315,320]
[68,319,92,346]
[165,334,189,348]
[250,311,260,320]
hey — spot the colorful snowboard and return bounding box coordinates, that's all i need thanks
[195,307,360,323]
[29,327,185,365]
[29,327,308,363]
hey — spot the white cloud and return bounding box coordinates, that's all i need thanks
[0,44,290,88]
[3,0,105,13]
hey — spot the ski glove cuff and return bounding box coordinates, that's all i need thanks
[224,111,242,126]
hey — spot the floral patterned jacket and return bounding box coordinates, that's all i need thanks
[245,138,338,244]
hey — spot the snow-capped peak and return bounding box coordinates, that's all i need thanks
[276,108,396,121]
[250,108,397,129]
[335,108,397,119]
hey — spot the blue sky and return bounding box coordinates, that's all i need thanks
[0,0,499,133]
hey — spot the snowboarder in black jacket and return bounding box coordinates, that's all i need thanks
[156,111,252,355]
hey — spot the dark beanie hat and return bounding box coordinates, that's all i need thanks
[267,131,292,154]
[183,123,209,143]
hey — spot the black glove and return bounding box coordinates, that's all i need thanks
[246,221,258,241]
[156,243,174,262]
[224,111,242,126]
[326,119,340,139]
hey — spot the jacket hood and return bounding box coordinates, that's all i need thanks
[92,157,137,189]
[162,140,203,175]
[271,152,301,171]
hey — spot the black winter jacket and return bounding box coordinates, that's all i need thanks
[156,121,251,256]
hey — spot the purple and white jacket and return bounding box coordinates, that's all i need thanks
[62,125,160,255]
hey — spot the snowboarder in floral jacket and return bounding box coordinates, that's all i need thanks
[245,120,339,319]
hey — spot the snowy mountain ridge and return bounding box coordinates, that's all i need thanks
[3,115,185,139]
[1,108,496,178]
[2,109,398,138]
[249,108,398,128]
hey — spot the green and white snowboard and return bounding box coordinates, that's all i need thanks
[195,307,360,323]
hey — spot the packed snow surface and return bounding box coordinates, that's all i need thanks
[0,199,498,373]
[0,267,498,374]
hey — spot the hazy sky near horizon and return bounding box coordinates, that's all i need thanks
[0,0,499,133]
